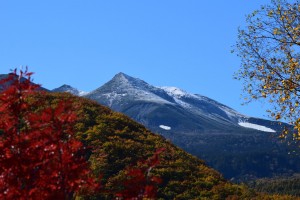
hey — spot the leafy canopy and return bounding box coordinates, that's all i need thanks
[234,0,300,138]
[0,69,98,199]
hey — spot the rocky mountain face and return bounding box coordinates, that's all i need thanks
[54,73,300,181]
[52,84,87,96]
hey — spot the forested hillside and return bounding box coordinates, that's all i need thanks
[42,92,296,199]
[249,174,300,197]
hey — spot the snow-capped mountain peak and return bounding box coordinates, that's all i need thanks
[86,73,175,106]
[111,72,153,91]
[113,72,132,86]
[85,72,282,137]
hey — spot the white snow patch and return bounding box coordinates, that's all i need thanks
[78,91,89,96]
[172,97,192,109]
[160,86,245,120]
[136,91,172,104]
[238,122,276,133]
[159,86,196,109]
[159,125,171,130]
[160,86,201,99]
[161,87,187,97]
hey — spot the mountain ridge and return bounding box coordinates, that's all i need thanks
[51,72,265,125]
[83,72,276,132]
[52,72,300,181]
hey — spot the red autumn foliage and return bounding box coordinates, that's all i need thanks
[115,148,165,200]
[0,69,98,199]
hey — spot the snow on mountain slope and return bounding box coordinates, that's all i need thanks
[159,125,171,130]
[78,90,89,96]
[159,86,246,123]
[238,122,276,133]
[161,86,189,98]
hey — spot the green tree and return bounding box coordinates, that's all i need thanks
[234,0,300,137]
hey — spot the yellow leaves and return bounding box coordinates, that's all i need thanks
[258,65,264,71]
[285,94,290,100]
[280,97,286,102]
[281,80,294,91]
[293,121,300,141]
[289,58,296,63]
[235,0,300,128]
[275,114,281,120]
[279,129,288,139]
[290,106,295,112]
[279,134,285,139]
[287,58,299,74]
[279,127,289,139]
[268,10,274,17]
[273,28,280,35]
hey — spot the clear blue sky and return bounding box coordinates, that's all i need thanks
[0,0,273,119]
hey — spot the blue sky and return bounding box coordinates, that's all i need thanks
[1,0,273,119]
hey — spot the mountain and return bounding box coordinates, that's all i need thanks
[84,72,300,181]
[52,84,88,96]
[31,92,295,199]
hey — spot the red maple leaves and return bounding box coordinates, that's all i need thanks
[0,69,98,199]
[116,148,165,200]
